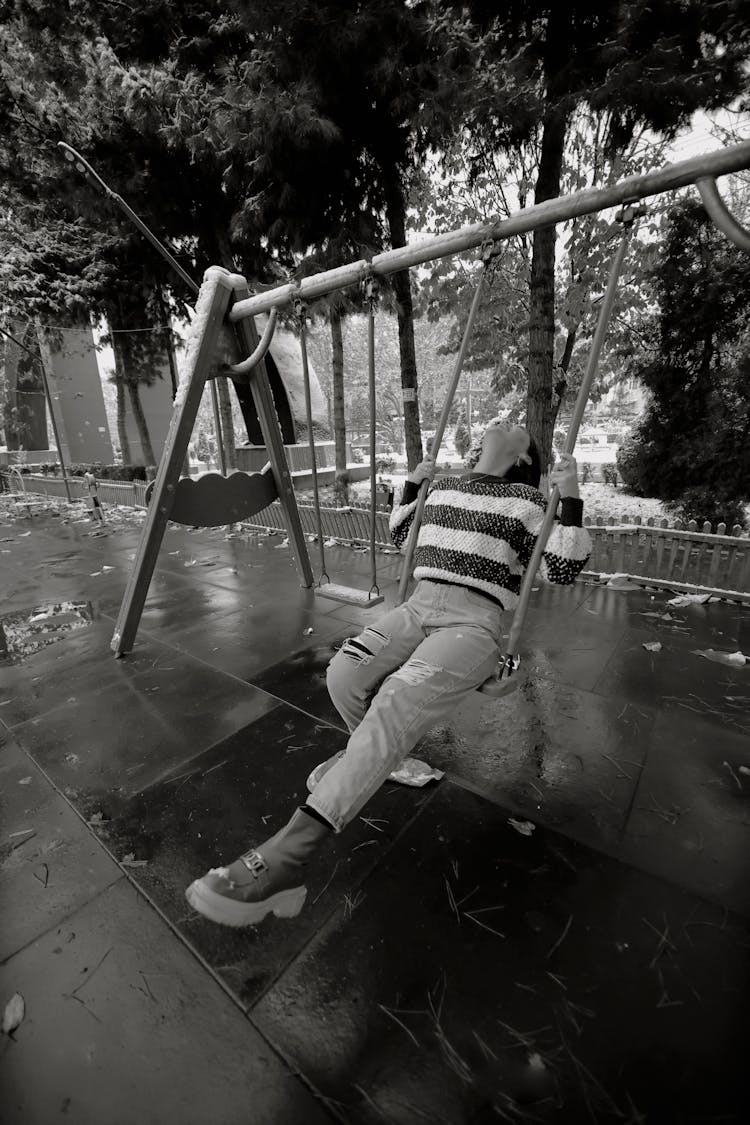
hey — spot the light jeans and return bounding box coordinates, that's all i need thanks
[306,580,503,832]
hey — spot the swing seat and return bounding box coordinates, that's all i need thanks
[316,583,385,608]
[145,468,277,527]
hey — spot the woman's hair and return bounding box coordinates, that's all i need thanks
[464,417,542,488]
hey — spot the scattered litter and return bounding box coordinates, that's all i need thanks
[692,649,747,668]
[273,539,289,549]
[120,853,148,868]
[508,818,535,836]
[183,559,197,567]
[642,641,662,653]
[739,766,750,777]
[101,565,115,573]
[89,571,102,577]
[667,593,712,607]
[303,627,314,635]
[604,573,638,589]
[2,993,25,1036]
[324,538,338,548]
[64,753,79,765]
[87,811,108,826]
[18,777,32,786]
[9,828,36,848]
[388,758,444,787]
[18,531,31,538]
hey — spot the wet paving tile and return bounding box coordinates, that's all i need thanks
[155,598,352,682]
[252,782,750,1125]
[92,705,436,1009]
[618,708,750,916]
[13,652,282,801]
[0,879,334,1125]
[419,671,652,854]
[250,641,346,728]
[591,622,750,716]
[0,618,182,729]
[0,732,123,961]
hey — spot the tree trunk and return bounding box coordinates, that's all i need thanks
[115,377,131,465]
[527,105,568,473]
[211,224,238,470]
[330,306,347,474]
[384,179,422,471]
[126,381,157,466]
[216,377,236,470]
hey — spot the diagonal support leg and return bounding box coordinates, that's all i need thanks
[111,268,237,656]
[230,283,313,588]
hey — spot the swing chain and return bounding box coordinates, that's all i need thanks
[363,270,379,308]
[292,293,306,323]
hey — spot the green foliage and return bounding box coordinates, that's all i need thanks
[453,404,471,457]
[621,201,750,529]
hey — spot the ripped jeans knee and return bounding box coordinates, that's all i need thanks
[336,625,391,668]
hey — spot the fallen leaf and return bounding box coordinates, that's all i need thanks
[605,573,637,589]
[508,817,535,837]
[668,593,712,607]
[120,853,148,868]
[2,993,25,1035]
[642,641,662,653]
[692,649,747,668]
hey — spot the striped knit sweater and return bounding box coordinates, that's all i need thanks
[389,473,592,610]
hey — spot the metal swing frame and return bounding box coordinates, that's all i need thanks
[59,137,750,656]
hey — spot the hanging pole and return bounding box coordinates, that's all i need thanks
[295,297,329,585]
[365,274,381,601]
[490,204,644,686]
[58,140,225,474]
[397,242,497,604]
[0,324,72,502]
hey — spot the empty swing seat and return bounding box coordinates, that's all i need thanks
[145,468,278,527]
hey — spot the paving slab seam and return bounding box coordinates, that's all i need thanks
[243,782,445,1017]
[445,770,750,921]
[97,607,353,736]
[2,736,343,1121]
[0,873,126,968]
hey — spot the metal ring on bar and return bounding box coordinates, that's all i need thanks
[695,177,750,252]
[224,308,278,375]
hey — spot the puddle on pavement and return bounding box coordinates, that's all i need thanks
[0,601,95,663]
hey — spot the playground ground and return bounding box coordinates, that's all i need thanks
[1,497,749,1124]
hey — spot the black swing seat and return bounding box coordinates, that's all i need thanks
[145,467,277,527]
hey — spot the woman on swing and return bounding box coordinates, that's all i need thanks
[187,419,592,927]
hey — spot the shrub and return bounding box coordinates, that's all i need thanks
[602,464,619,487]
[375,455,396,474]
[615,433,652,496]
[667,488,747,531]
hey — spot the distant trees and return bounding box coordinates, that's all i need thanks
[617,200,750,528]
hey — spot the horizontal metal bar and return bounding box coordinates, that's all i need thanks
[230,139,750,320]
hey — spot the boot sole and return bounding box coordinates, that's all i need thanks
[185,879,307,928]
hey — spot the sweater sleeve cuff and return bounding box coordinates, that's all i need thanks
[559,497,584,526]
[400,481,421,505]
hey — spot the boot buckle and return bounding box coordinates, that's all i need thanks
[240,849,268,878]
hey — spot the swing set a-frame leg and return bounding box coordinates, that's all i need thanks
[111,268,236,656]
[231,280,313,590]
